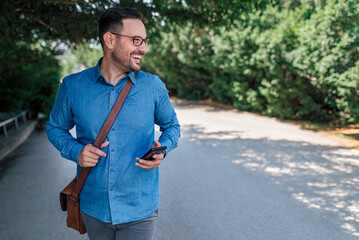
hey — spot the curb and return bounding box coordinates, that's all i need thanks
[0,120,38,161]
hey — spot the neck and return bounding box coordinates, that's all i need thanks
[99,55,128,86]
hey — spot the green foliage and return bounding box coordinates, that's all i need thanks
[0,42,60,116]
[286,0,359,124]
[60,42,102,78]
[1,0,273,115]
[2,0,357,124]
[142,24,215,100]
[72,42,102,68]
[143,0,359,124]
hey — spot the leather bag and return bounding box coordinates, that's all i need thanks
[59,79,134,234]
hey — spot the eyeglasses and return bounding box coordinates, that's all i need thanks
[110,32,150,47]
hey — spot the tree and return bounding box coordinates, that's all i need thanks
[1,0,276,115]
[0,0,280,116]
[142,0,359,124]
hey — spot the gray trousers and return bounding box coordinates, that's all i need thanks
[80,210,158,240]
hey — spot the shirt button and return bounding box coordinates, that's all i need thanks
[112,88,115,91]
[111,149,115,152]
[110,168,115,172]
[110,188,113,191]
[112,128,115,131]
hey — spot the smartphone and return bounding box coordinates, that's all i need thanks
[140,146,167,160]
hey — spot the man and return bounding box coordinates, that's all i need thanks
[47,7,180,240]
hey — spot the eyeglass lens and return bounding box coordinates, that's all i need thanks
[133,37,149,46]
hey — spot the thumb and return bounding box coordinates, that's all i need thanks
[101,141,110,149]
[152,140,161,148]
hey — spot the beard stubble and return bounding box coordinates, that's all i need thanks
[111,46,141,73]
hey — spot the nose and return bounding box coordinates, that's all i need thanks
[139,42,147,54]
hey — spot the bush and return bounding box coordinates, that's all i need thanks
[0,41,61,116]
[142,0,359,124]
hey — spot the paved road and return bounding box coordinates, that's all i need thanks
[1,100,359,240]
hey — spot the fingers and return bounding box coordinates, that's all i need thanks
[78,143,108,168]
[152,153,164,159]
[135,152,164,169]
[81,158,99,168]
[84,151,103,161]
[135,159,162,169]
[88,145,107,157]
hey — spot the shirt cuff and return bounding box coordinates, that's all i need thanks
[158,138,174,153]
[61,141,85,164]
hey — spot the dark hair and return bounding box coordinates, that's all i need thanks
[98,7,143,47]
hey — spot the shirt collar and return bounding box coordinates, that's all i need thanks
[93,57,137,85]
[93,58,103,83]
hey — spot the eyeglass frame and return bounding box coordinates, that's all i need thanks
[110,32,150,47]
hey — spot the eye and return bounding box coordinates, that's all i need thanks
[133,37,142,45]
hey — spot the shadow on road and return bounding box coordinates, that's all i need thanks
[182,124,359,238]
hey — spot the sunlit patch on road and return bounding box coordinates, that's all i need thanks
[231,144,359,237]
[173,100,359,238]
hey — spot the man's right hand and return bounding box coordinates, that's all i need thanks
[78,141,109,167]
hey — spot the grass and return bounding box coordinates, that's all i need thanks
[332,133,357,140]
[289,120,359,148]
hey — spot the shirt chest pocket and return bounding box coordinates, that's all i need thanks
[71,96,109,137]
[116,97,154,131]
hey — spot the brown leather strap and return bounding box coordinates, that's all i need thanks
[70,76,135,200]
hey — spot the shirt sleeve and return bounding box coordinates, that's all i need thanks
[46,79,84,163]
[153,76,181,153]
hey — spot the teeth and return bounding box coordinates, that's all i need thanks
[132,55,142,59]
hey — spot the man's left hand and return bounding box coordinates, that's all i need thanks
[135,141,164,169]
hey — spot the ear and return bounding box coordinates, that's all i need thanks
[103,32,116,50]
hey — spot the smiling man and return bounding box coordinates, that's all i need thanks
[47,7,180,240]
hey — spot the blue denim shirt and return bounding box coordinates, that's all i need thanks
[47,58,180,224]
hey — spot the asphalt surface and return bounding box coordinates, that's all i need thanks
[1,99,359,240]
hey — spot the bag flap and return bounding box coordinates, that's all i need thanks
[61,178,76,195]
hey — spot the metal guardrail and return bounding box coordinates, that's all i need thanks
[0,110,30,137]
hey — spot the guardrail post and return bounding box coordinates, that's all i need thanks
[15,118,19,130]
[3,125,7,137]
[0,110,29,138]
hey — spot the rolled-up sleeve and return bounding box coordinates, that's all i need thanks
[153,77,181,153]
[46,79,84,163]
